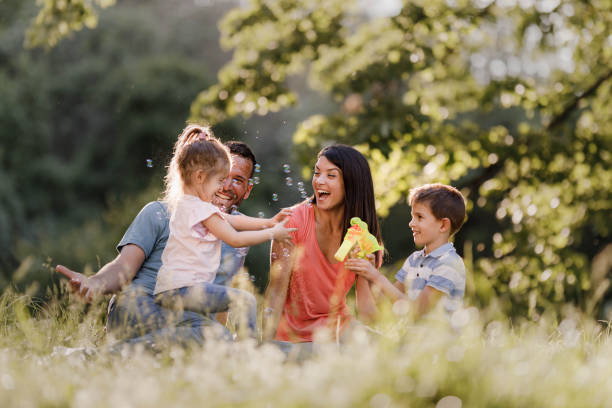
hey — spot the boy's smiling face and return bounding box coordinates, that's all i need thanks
[409,201,449,254]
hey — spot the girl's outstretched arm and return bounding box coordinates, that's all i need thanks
[225,207,293,231]
[203,213,295,248]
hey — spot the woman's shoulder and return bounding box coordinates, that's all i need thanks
[288,201,314,225]
[285,201,314,242]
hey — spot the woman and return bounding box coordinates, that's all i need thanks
[263,144,383,343]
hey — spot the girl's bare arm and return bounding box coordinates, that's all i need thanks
[203,214,295,248]
[225,208,293,231]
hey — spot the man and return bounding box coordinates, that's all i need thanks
[57,140,257,349]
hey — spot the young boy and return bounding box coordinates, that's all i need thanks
[345,183,467,319]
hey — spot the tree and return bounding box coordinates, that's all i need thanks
[190,0,612,318]
[28,0,612,318]
[25,0,116,49]
[2,0,222,290]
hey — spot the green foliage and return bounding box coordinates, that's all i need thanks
[23,0,612,317]
[1,0,224,288]
[26,0,116,48]
[190,0,611,318]
[191,0,347,122]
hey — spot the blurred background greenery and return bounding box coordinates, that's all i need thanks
[1,0,610,322]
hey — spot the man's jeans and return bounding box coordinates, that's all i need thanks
[156,283,257,337]
[107,290,231,351]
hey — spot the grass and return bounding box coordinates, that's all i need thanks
[0,288,611,408]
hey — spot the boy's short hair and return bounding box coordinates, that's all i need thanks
[409,183,466,235]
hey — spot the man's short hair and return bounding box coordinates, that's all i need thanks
[409,183,466,235]
[224,141,257,177]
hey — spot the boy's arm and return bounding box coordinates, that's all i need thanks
[393,280,406,293]
[377,278,444,320]
[344,258,406,302]
[56,244,145,302]
[413,259,464,318]
[414,286,445,319]
[347,259,450,320]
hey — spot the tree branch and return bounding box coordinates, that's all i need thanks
[547,69,612,131]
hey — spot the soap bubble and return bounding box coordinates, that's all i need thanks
[283,164,291,174]
[254,163,261,173]
[285,177,293,186]
[436,396,462,408]
[248,178,254,186]
[297,181,304,190]
[272,193,278,201]
[257,212,265,218]
[370,393,391,408]
[253,176,260,185]
[146,159,153,168]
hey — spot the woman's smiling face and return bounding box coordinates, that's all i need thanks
[312,155,345,210]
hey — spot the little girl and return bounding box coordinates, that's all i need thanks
[154,125,295,338]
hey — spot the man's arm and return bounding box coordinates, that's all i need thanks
[56,244,145,302]
[262,239,295,340]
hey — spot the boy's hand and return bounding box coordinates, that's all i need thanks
[56,265,102,303]
[344,257,381,282]
[272,207,293,223]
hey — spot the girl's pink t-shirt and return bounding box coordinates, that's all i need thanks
[275,202,356,343]
[154,195,224,294]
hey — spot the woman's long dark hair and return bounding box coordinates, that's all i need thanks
[314,144,384,265]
